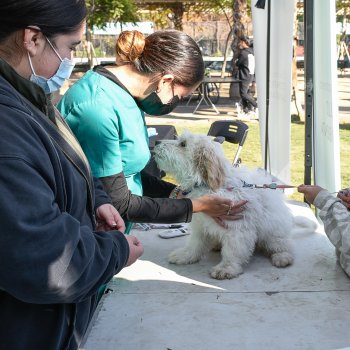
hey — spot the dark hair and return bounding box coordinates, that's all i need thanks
[0,0,87,42]
[116,30,205,88]
[239,36,251,47]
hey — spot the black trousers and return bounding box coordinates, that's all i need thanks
[239,75,257,112]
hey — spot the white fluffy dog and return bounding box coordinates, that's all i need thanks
[154,131,300,280]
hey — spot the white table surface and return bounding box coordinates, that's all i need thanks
[81,201,350,350]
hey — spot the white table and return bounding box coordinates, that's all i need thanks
[81,201,350,350]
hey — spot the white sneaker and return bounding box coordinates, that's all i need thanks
[237,111,251,120]
[247,110,259,120]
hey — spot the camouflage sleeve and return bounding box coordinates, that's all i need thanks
[314,189,350,277]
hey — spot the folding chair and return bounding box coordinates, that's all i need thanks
[207,120,249,166]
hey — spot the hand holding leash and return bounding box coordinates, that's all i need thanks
[298,184,350,210]
[297,184,324,204]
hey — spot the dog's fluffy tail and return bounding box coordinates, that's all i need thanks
[292,215,318,234]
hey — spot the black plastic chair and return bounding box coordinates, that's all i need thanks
[207,120,249,166]
[144,125,177,178]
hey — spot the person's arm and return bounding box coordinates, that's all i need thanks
[100,171,247,225]
[0,158,130,304]
[314,190,350,277]
[298,185,350,277]
[140,170,176,197]
[100,172,193,223]
[93,176,113,209]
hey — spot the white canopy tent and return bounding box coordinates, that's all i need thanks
[252,0,341,192]
[313,0,341,192]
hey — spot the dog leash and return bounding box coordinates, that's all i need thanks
[171,182,296,198]
[241,181,296,190]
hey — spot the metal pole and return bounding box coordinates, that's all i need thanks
[264,0,271,171]
[303,0,314,185]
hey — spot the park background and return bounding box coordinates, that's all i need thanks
[56,0,350,202]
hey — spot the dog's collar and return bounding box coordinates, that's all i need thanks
[171,186,192,199]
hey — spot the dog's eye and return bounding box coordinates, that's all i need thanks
[179,140,186,147]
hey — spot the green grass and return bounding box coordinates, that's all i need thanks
[160,120,350,202]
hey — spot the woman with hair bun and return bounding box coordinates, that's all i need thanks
[58,30,247,232]
[0,1,144,349]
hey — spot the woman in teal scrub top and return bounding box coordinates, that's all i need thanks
[58,30,247,231]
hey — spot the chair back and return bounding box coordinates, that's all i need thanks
[207,120,249,146]
[207,120,249,165]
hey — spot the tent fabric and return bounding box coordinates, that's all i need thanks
[313,0,341,192]
[252,0,295,184]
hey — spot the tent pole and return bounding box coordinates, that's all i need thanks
[264,0,271,171]
[304,0,314,185]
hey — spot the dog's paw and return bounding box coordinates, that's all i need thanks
[210,263,243,280]
[271,252,294,267]
[168,248,200,265]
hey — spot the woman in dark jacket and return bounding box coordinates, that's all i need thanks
[0,1,143,349]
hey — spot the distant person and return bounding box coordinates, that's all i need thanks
[298,184,350,277]
[58,30,247,233]
[235,36,258,118]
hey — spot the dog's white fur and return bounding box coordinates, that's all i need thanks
[154,131,306,280]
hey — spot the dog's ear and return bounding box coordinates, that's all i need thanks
[193,144,227,191]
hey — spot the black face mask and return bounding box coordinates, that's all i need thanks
[135,92,180,116]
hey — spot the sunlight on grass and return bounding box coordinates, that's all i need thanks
[161,120,350,202]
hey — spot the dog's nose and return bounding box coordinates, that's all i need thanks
[155,140,162,146]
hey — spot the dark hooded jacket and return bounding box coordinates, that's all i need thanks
[236,46,255,81]
[0,58,129,350]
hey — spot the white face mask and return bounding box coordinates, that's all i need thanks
[28,37,75,94]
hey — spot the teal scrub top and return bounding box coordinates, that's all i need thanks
[57,70,151,196]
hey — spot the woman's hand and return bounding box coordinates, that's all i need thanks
[125,235,144,266]
[297,184,324,204]
[192,194,248,227]
[96,205,143,266]
[95,203,126,233]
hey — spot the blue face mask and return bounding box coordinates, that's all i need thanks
[28,37,75,94]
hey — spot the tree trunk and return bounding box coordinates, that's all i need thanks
[291,2,304,121]
[229,0,248,99]
[86,26,95,69]
[171,3,184,31]
[221,28,233,78]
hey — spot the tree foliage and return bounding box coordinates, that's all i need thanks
[336,0,350,24]
[188,0,232,16]
[336,0,350,12]
[139,3,185,30]
[86,0,139,28]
